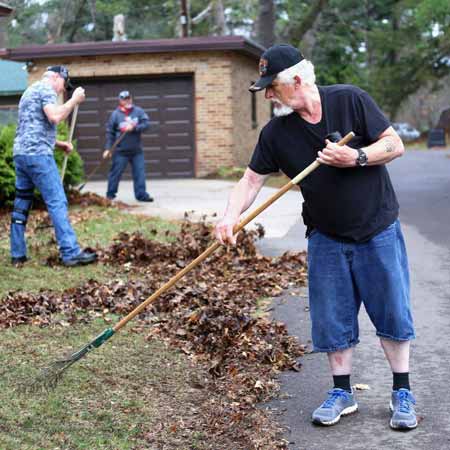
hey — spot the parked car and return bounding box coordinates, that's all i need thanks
[392,122,421,142]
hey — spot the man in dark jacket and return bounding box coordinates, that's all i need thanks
[104,90,153,202]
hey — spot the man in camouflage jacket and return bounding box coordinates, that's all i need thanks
[11,65,97,267]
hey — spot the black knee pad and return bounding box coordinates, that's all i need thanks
[15,187,34,200]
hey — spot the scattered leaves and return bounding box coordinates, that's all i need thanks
[1,216,309,449]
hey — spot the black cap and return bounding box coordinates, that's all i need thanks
[118,90,131,99]
[249,44,304,92]
[47,65,73,89]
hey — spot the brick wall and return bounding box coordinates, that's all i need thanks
[27,50,268,177]
[230,53,271,167]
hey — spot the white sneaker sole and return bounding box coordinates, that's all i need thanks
[312,403,358,426]
[389,401,418,430]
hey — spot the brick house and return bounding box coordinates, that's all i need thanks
[1,36,271,179]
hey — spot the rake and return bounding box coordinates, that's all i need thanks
[32,131,354,390]
[77,131,128,192]
[60,105,79,182]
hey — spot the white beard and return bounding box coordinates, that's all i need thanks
[272,101,294,117]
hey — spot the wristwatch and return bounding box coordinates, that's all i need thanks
[355,148,368,166]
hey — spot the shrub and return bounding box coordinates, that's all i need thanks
[216,166,246,180]
[0,121,84,206]
[0,124,16,206]
[53,121,84,189]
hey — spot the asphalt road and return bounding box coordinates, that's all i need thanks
[260,149,450,450]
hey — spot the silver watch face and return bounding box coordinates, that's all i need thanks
[357,149,368,166]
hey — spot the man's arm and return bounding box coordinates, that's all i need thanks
[105,111,117,150]
[43,87,85,124]
[214,167,269,245]
[317,126,404,168]
[135,110,150,132]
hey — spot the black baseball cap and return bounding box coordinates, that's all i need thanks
[249,44,304,92]
[47,65,73,89]
[118,90,131,99]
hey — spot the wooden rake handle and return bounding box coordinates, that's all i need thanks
[80,131,128,188]
[113,131,355,332]
[60,105,79,182]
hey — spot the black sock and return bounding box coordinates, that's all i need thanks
[333,375,351,393]
[393,372,410,391]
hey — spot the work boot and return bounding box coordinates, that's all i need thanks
[390,388,417,430]
[312,388,358,426]
[63,250,97,267]
[11,256,28,266]
[137,195,154,203]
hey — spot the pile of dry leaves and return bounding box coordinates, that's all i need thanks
[0,191,122,238]
[1,219,308,449]
[67,190,129,209]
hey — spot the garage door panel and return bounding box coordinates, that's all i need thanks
[165,137,192,147]
[73,76,194,179]
[76,127,103,139]
[162,124,192,136]
[144,135,163,144]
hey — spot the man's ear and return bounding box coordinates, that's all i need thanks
[293,75,302,88]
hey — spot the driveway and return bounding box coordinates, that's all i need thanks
[83,178,307,243]
[265,149,450,450]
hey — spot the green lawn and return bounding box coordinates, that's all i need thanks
[0,206,214,449]
[0,204,288,449]
[0,206,178,296]
[0,320,208,449]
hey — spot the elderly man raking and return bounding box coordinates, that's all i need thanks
[215,44,417,431]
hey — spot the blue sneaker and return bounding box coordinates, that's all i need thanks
[312,388,358,426]
[390,389,417,430]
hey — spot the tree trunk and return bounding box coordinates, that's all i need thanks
[67,0,88,42]
[287,0,329,43]
[212,0,226,35]
[0,16,8,48]
[256,0,275,48]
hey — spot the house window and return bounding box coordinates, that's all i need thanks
[250,82,257,129]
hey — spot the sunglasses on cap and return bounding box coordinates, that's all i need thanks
[118,91,131,100]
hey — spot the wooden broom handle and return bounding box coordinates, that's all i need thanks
[113,131,355,331]
[60,105,79,181]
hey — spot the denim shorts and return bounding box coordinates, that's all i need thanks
[307,220,415,353]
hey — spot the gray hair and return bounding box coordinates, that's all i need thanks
[276,59,316,86]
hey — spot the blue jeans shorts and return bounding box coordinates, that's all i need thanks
[307,220,415,353]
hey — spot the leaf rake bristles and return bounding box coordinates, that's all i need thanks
[29,343,92,392]
[28,327,115,392]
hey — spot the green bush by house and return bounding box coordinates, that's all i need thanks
[0,122,84,206]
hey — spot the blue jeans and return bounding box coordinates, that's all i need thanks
[11,154,80,262]
[106,150,149,200]
[307,220,415,352]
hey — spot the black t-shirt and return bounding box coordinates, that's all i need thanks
[249,84,399,242]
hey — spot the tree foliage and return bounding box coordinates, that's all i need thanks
[5,0,450,121]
